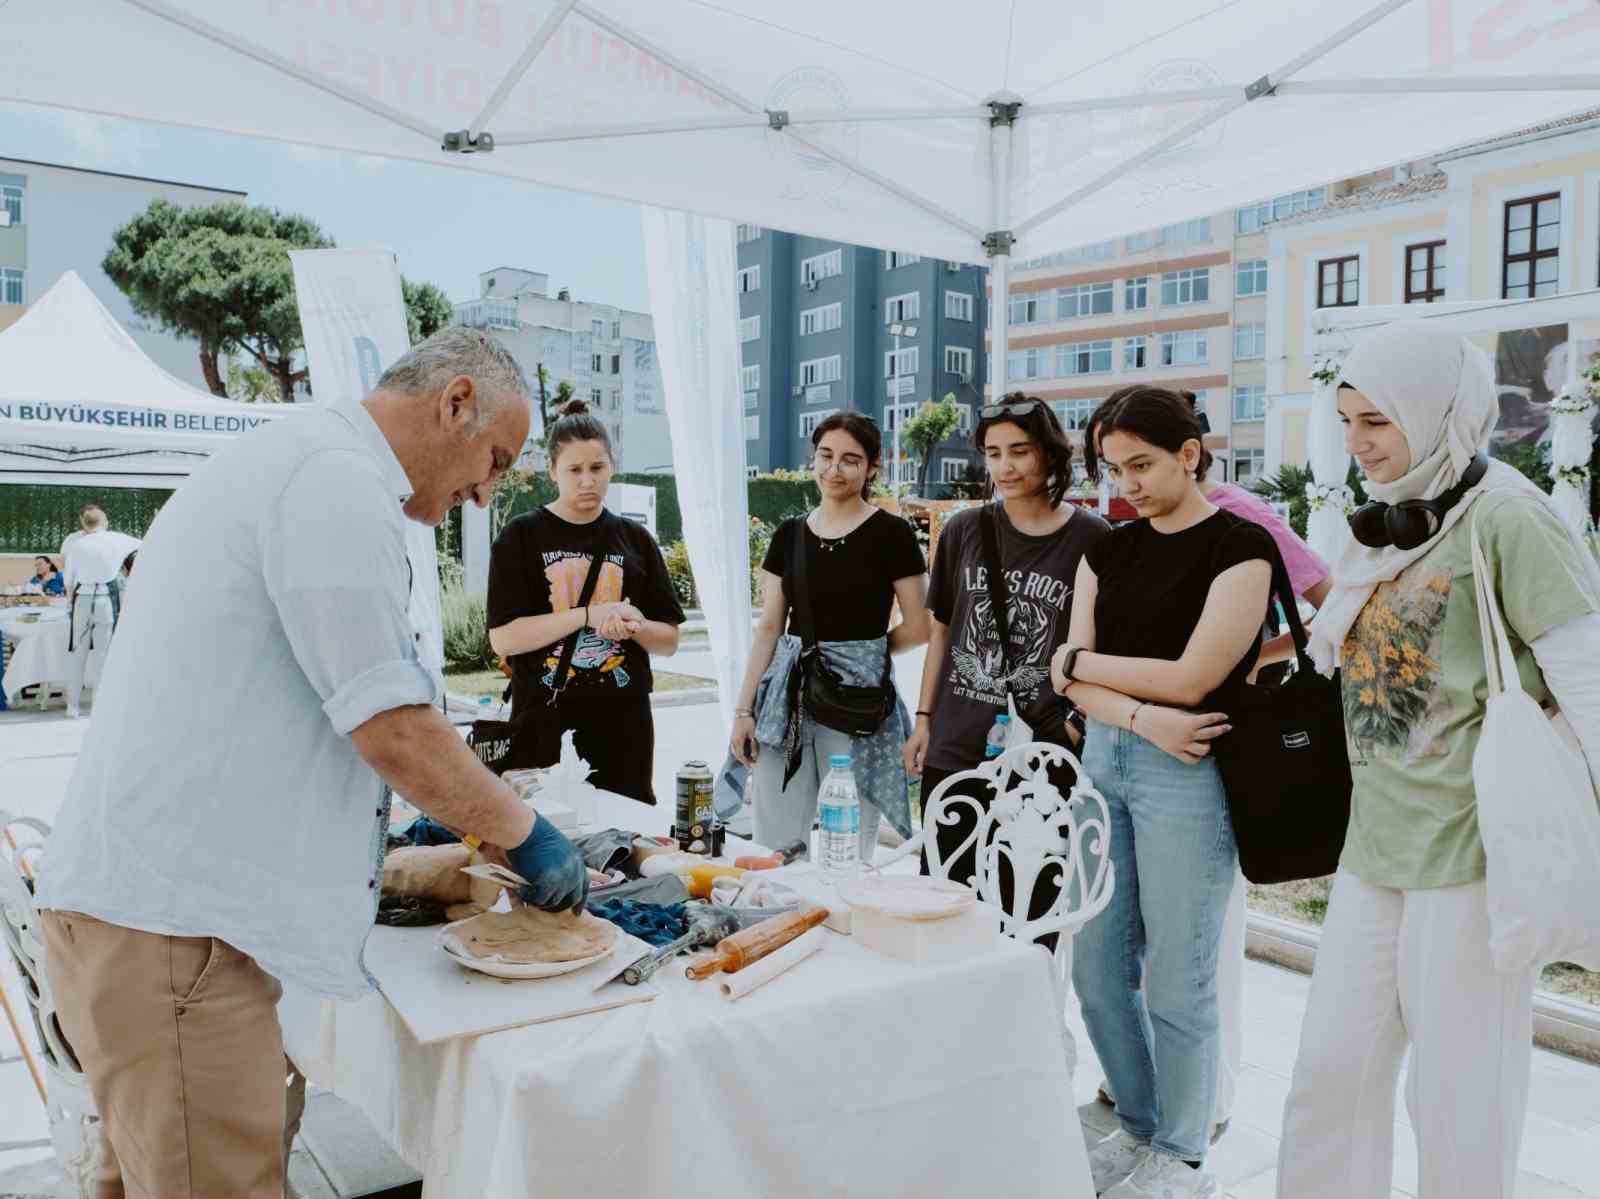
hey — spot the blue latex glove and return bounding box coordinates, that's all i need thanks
[505,812,589,914]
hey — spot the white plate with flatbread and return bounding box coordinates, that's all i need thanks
[439,908,618,980]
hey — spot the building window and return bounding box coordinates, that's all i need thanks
[1318,256,1360,307]
[611,320,622,339]
[1160,268,1210,305]
[799,409,840,438]
[944,346,973,380]
[592,319,605,338]
[611,354,621,375]
[885,347,919,378]
[1236,187,1328,234]
[1503,194,1559,299]
[885,251,921,269]
[885,292,920,324]
[741,364,760,391]
[1008,294,1043,326]
[738,265,761,293]
[1052,397,1097,431]
[1124,336,1148,370]
[1234,447,1266,481]
[1234,322,1266,360]
[1405,241,1446,303]
[0,267,21,305]
[739,315,761,342]
[745,414,760,440]
[945,291,974,321]
[883,402,918,433]
[744,390,758,412]
[940,458,967,483]
[590,388,603,405]
[1125,217,1211,253]
[801,249,843,286]
[1233,385,1267,422]
[1160,330,1207,367]
[1,186,21,227]
[955,403,973,434]
[610,388,622,410]
[1057,281,1113,319]
[736,223,762,243]
[1007,348,1044,380]
[1235,258,1268,297]
[800,302,843,335]
[590,353,603,372]
[1125,276,1149,311]
[801,356,842,386]
[1058,339,1113,376]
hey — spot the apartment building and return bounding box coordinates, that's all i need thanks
[0,157,245,386]
[454,267,671,473]
[737,225,988,490]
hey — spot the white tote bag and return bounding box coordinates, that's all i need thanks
[1470,518,1600,974]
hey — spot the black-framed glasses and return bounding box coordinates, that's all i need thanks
[979,398,1047,420]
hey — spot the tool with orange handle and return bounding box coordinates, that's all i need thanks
[684,906,829,980]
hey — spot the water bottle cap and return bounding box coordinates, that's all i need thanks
[829,754,852,769]
[995,713,1010,724]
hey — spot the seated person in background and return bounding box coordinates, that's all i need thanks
[31,555,65,595]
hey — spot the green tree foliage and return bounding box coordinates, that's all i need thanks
[901,394,962,497]
[104,198,453,400]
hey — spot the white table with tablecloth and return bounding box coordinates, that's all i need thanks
[0,606,95,706]
[279,789,1093,1199]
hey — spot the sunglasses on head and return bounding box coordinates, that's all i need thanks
[979,399,1047,420]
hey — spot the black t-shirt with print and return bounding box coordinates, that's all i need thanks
[762,509,927,642]
[487,507,686,714]
[925,504,1111,772]
[1085,508,1275,707]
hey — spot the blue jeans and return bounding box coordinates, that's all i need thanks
[1071,718,1237,1162]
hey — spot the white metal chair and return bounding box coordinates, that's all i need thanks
[1,810,102,1197]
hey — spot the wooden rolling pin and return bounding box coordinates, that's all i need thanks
[685,906,829,980]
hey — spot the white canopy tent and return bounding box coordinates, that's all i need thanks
[10,0,1600,724]
[0,270,293,489]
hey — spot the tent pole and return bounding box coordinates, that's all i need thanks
[468,0,579,139]
[1278,74,1600,96]
[987,103,1016,405]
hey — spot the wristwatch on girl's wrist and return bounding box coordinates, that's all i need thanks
[1059,646,1085,684]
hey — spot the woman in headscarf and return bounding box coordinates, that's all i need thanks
[1279,323,1600,1198]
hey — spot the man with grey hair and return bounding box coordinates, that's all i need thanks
[37,326,588,1198]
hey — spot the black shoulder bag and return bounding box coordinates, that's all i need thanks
[468,513,612,775]
[978,504,1080,746]
[786,517,896,739]
[1209,538,1352,884]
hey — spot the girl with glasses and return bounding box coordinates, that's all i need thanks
[729,411,930,857]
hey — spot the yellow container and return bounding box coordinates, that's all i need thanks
[686,863,745,900]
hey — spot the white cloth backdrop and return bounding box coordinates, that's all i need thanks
[1305,373,1354,565]
[291,249,445,676]
[641,209,751,736]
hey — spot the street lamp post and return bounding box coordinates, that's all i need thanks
[888,321,917,496]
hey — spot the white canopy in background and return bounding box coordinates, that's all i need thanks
[10,0,1600,728]
[0,271,292,486]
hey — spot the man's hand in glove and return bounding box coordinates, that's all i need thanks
[504,812,589,913]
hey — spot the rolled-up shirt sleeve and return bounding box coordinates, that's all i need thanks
[262,450,440,736]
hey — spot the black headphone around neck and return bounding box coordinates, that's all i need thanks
[1348,453,1489,551]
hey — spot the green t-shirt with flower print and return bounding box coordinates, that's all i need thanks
[1338,490,1600,890]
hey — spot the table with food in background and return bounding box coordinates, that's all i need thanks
[278,771,1092,1199]
[0,600,79,707]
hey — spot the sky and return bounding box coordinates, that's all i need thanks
[0,101,653,312]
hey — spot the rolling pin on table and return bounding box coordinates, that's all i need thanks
[685,906,830,980]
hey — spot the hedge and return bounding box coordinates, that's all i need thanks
[504,474,818,545]
[0,485,175,554]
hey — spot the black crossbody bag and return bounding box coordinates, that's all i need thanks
[785,517,895,738]
[468,513,612,775]
[1210,538,1352,884]
[978,504,1081,746]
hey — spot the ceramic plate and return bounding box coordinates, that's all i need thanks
[438,934,615,980]
[836,875,976,922]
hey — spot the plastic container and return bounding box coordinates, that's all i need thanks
[984,712,1011,759]
[816,754,861,884]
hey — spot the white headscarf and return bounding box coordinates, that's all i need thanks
[1309,323,1547,674]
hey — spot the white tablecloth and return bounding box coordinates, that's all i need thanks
[0,606,91,703]
[280,790,1092,1199]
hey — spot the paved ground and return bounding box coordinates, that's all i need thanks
[4,678,1599,1198]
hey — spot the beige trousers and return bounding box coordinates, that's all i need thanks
[40,911,294,1199]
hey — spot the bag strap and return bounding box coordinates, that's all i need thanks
[978,504,1015,690]
[1237,528,1315,677]
[547,513,613,705]
[1470,512,1522,699]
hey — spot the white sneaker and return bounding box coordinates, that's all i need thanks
[1102,1151,1218,1199]
[1086,1127,1151,1195]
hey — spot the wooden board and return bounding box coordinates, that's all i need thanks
[363,923,658,1045]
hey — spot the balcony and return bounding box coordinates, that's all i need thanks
[804,383,833,404]
[886,376,915,399]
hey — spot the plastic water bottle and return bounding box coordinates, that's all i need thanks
[817,754,861,883]
[985,712,1011,759]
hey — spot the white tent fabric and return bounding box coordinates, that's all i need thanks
[641,209,752,734]
[0,271,291,474]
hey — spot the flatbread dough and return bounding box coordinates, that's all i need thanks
[444,908,617,964]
